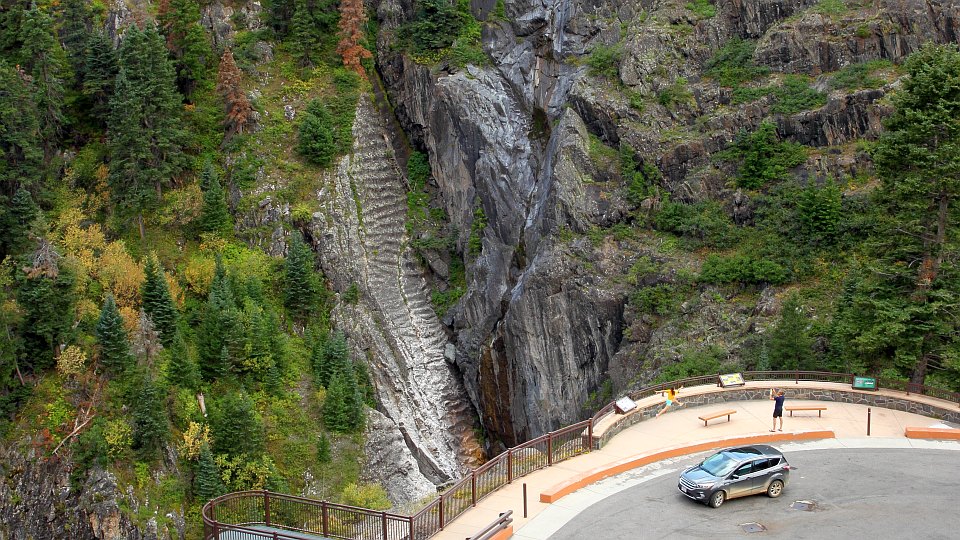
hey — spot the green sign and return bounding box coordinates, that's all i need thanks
[852,376,877,390]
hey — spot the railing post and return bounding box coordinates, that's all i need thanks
[408,515,414,540]
[382,511,388,540]
[795,369,799,384]
[321,501,329,537]
[588,420,594,451]
[547,431,553,466]
[507,449,513,483]
[439,494,445,530]
[471,471,477,506]
[212,522,219,540]
[264,490,270,526]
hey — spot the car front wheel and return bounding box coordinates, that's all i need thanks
[767,479,784,498]
[709,490,726,508]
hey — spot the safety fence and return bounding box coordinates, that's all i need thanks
[203,371,960,539]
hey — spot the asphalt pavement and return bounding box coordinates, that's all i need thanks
[543,443,960,540]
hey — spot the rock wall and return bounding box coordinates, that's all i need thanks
[0,440,184,540]
[374,0,960,451]
[310,95,481,495]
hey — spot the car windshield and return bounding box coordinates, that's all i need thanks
[701,452,739,477]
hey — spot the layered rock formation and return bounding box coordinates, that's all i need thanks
[311,95,481,498]
[373,0,960,449]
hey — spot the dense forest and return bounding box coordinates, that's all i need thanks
[0,0,386,535]
[0,0,958,536]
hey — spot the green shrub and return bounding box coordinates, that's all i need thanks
[657,78,693,109]
[728,122,808,189]
[631,283,685,316]
[297,102,336,166]
[587,43,623,80]
[686,0,716,18]
[654,200,739,249]
[705,39,768,86]
[731,85,774,104]
[830,60,892,90]
[699,253,788,285]
[770,75,827,114]
[405,0,466,54]
[654,346,733,383]
[468,206,487,255]
[814,0,846,16]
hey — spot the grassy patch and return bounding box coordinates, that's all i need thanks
[769,75,827,114]
[829,60,894,90]
[705,39,768,87]
[586,43,623,80]
[686,0,716,18]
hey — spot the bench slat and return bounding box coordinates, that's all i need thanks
[698,410,737,426]
[784,405,828,417]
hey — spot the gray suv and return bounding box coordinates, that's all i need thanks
[678,445,791,508]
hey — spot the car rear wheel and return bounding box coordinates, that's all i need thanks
[767,479,784,498]
[709,490,726,508]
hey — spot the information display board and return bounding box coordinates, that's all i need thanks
[719,372,745,388]
[852,376,877,390]
[614,396,637,414]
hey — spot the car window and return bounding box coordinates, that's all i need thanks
[733,461,754,476]
[702,452,739,477]
[753,458,775,472]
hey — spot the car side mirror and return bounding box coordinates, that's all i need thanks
[730,474,739,480]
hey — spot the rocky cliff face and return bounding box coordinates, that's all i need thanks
[310,95,482,497]
[0,440,184,540]
[374,0,960,448]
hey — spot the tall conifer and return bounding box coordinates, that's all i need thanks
[166,331,200,390]
[283,232,318,321]
[193,443,223,501]
[19,5,66,153]
[132,376,168,459]
[108,24,187,228]
[0,62,42,194]
[96,294,132,376]
[198,163,232,237]
[141,254,179,346]
[82,31,118,123]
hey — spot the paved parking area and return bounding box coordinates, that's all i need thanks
[527,440,960,539]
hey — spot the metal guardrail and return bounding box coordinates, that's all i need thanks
[467,510,513,540]
[203,371,960,539]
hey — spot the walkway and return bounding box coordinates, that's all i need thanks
[431,381,960,540]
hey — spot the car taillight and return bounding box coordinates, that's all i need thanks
[782,465,791,470]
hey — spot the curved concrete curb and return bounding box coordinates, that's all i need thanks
[905,427,960,440]
[539,430,835,503]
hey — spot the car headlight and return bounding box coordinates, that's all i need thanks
[696,482,715,489]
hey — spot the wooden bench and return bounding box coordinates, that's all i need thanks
[698,409,737,426]
[905,427,960,440]
[784,405,828,417]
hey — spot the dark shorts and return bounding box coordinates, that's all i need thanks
[773,409,783,418]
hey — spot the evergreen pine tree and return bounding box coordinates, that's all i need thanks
[166,331,200,390]
[319,331,349,388]
[297,101,336,166]
[81,30,118,123]
[322,364,364,433]
[193,442,224,502]
[16,249,77,371]
[108,24,187,229]
[283,232,318,321]
[19,5,67,153]
[210,390,264,457]
[57,0,90,85]
[132,376,168,460]
[158,0,212,97]
[0,62,43,193]
[141,254,179,346]
[316,431,331,464]
[864,43,960,385]
[289,0,320,66]
[216,48,253,138]
[197,260,244,380]
[768,295,813,371]
[198,163,232,237]
[0,188,39,259]
[96,294,132,376]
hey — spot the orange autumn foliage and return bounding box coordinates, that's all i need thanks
[336,0,372,76]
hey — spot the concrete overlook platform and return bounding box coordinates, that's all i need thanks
[432,381,960,540]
